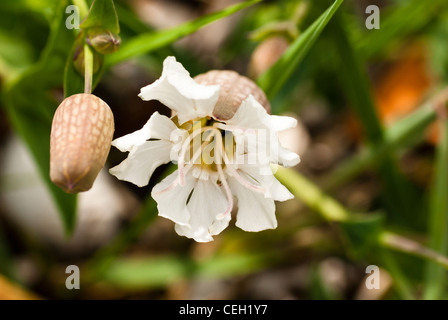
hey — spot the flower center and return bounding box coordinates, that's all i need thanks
[154,116,270,220]
[174,117,234,219]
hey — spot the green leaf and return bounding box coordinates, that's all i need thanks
[105,0,262,67]
[2,0,77,234]
[101,255,189,289]
[81,0,120,34]
[340,213,385,259]
[423,117,448,299]
[354,0,447,59]
[196,253,271,279]
[256,0,344,99]
[99,252,271,290]
[275,166,350,222]
[329,10,419,226]
[0,29,34,81]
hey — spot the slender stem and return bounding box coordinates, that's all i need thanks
[84,43,93,94]
[423,115,448,299]
[379,231,448,271]
[275,166,350,222]
[276,164,448,300]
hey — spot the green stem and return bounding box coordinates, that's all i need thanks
[423,116,448,299]
[277,165,448,271]
[84,43,93,94]
[275,166,350,222]
[380,231,448,270]
[276,164,448,300]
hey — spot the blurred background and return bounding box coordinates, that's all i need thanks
[0,0,448,300]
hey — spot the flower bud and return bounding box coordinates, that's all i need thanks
[50,93,115,193]
[194,70,271,121]
[248,35,290,79]
[87,28,121,55]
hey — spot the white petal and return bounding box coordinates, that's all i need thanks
[111,112,176,152]
[224,95,297,131]
[228,176,277,232]
[151,170,195,226]
[228,124,300,168]
[109,140,172,187]
[138,56,220,124]
[175,179,229,242]
[276,143,301,167]
[235,163,294,202]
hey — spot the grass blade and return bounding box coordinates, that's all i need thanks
[423,116,448,299]
[329,11,418,224]
[256,0,344,99]
[105,0,261,67]
[325,96,438,190]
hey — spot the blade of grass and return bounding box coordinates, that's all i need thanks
[379,249,414,300]
[354,0,447,59]
[325,94,439,190]
[329,11,418,224]
[423,116,448,299]
[256,0,344,99]
[379,232,448,271]
[275,166,349,222]
[105,0,262,67]
[275,166,415,299]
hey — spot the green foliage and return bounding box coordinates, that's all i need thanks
[100,252,272,290]
[105,0,262,66]
[340,213,385,259]
[2,0,78,234]
[424,118,448,299]
[257,0,343,99]
[0,0,447,300]
[81,0,120,34]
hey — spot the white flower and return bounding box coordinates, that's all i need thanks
[109,56,300,242]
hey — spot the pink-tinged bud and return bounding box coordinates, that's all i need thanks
[87,28,121,55]
[194,70,270,120]
[50,93,114,193]
[249,36,290,79]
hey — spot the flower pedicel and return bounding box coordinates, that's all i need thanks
[109,56,300,242]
